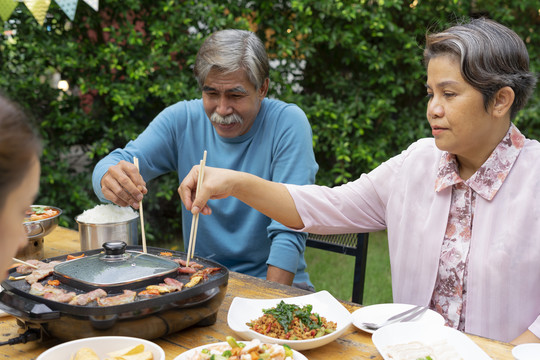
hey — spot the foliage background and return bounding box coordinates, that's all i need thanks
[1,0,538,245]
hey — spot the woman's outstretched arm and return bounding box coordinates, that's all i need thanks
[179,165,304,229]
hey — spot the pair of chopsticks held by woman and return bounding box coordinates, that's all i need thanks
[180,18,540,345]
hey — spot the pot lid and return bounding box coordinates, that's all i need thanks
[53,241,179,289]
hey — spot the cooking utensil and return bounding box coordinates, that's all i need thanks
[76,215,139,251]
[0,245,228,341]
[53,241,179,292]
[133,156,147,253]
[11,258,38,269]
[361,305,426,330]
[187,150,207,266]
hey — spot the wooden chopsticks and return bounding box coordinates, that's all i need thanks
[133,157,147,254]
[12,258,38,269]
[186,150,207,266]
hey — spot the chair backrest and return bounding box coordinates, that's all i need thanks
[306,232,369,304]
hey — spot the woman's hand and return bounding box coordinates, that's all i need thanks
[179,166,238,215]
[179,165,304,229]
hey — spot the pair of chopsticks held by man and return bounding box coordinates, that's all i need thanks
[2,17,538,345]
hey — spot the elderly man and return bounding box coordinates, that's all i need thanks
[92,29,318,289]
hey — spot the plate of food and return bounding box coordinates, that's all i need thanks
[173,336,308,360]
[372,322,491,360]
[352,303,445,334]
[227,290,352,350]
[36,336,165,360]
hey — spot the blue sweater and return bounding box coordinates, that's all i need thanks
[92,98,318,285]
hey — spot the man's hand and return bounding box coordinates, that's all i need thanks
[101,160,148,209]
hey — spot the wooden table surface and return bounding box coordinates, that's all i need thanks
[0,227,515,359]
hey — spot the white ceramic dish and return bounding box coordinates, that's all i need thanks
[36,336,165,360]
[351,303,445,334]
[512,343,540,360]
[173,341,308,360]
[372,322,491,360]
[227,290,352,351]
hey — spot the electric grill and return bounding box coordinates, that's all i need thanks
[0,243,228,342]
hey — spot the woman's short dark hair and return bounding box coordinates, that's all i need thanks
[193,29,270,90]
[424,18,537,120]
[0,93,42,208]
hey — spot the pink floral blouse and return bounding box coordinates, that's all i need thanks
[431,124,525,330]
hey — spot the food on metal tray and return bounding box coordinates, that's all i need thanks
[18,260,62,284]
[29,282,77,303]
[384,340,463,360]
[24,206,60,222]
[97,290,137,306]
[187,336,293,360]
[247,300,337,340]
[71,343,154,360]
[70,288,108,306]
[9,253,222,307]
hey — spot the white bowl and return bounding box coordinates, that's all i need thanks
[36,336,165,360]
[512,343,540,360]
[227,290,352,351]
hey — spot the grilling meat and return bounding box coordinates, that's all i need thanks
[69,288,108,306]
[164,277,184,291]
[29,282,77,303]
[24,261,62,284]
[97,290,137,306]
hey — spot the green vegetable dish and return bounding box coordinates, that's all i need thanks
[246,300,337,340]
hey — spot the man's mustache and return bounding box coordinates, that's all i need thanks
[210,112,243,125]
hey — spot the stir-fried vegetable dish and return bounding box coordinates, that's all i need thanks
[247,300,337,340]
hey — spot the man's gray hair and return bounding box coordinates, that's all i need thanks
[424,18,537,120]
[194,29,270,90]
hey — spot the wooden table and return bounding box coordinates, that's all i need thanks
[0,227,515,359]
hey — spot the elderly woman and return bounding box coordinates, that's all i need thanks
[0,94,42,280]
[180,18,539,344]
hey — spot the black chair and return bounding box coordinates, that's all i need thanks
[305,233,369,304]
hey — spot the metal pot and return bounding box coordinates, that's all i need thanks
[18,205,63,260]
[0,245,229,341]
[76,215,138,251]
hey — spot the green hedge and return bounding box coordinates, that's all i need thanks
[1,0,538,244]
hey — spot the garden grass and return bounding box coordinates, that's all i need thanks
[304,230,392,305]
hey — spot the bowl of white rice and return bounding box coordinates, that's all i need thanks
[76,204,139,251]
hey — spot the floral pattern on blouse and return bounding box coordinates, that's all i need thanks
[431,124,525,330]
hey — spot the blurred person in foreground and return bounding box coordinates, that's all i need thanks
[180,18,539,344]
[0,93,42,280]
[92,29,318,289]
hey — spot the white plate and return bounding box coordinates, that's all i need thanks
[173,341,308,360]
[36,336,165,360]
[351,303,445,334]
[512,343,540,360]
[372,322,491,360]
[227,290,352,351]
